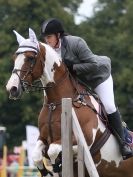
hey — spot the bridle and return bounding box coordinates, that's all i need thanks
[12,51,51,92]
[12,51,70,92]
[12,68,47,92]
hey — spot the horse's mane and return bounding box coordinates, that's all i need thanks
[39,42,64,89]
[40,42,61,67]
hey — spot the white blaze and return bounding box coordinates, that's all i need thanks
[6,54,25,91]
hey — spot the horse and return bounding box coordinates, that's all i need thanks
[6,28,133,177]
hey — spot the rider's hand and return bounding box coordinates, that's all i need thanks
[64,60,75,74]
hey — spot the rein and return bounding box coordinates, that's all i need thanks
[12,68,51,92]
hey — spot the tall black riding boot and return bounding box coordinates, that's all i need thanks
[108,110,133,159]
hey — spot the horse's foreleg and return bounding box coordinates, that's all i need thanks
[48,143,62,177]
[32,140,53,177]
[48,143,78,176]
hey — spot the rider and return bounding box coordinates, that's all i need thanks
[40,18,133,159]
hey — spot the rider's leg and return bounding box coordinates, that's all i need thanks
[94,75,133,159]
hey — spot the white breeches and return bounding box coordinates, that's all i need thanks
[94,75,117,114]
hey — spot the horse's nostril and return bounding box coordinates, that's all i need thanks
[10,86,19,97]
[9,85,23,100]
[10,86,17,93]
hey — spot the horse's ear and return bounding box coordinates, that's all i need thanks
[29,28,38,43]
[13,30,25,44]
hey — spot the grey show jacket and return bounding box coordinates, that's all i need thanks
[61,35,111,89]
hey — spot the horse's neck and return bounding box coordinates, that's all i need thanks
[41,43,61,80]
[40,43,76,101]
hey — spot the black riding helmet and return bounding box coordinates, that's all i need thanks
[41,18,64,36]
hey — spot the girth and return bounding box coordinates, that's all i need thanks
[44,102,61,143]
[90,128,111,156]
[73,92,111,156]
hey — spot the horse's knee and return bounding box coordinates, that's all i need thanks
[48,144,62,164]
[32,151,47,172]
[32,151,42,166]
[32,140,45,166]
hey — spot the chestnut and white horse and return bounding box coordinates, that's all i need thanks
[6,28,133,177]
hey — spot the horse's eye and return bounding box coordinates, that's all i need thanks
[27,57,35,64]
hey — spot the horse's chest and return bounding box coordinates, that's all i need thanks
[39,107,61,140]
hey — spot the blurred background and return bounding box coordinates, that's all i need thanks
[0,0,133,176]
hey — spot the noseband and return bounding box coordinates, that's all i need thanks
[12,68,47,92]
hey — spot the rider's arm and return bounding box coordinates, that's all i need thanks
[73,38,98,75]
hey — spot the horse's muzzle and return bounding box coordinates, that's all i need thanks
[9,85,23,100]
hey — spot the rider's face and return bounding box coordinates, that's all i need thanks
[44,34,59,48]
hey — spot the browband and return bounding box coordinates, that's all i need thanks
[18,45,39,52]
